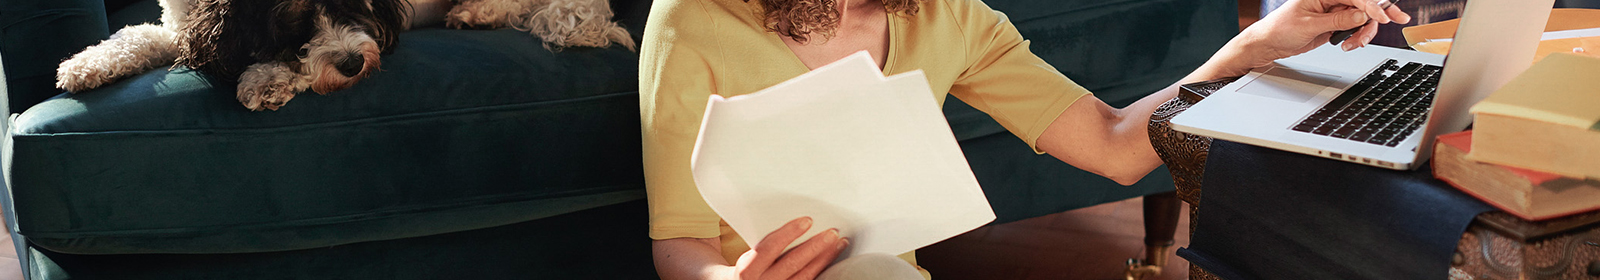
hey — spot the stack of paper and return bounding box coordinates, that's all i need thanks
[691,51,995,258]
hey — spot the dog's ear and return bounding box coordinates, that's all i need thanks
[177,0,279,82]
[369,0,411,54]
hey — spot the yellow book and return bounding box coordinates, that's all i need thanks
[1466,53,1600,178]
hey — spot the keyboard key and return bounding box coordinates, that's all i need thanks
[1397,63,1422,75]
[1312,125,1338,135]
[1350,130,1377,141]
[1351,115,1373,124]
[1373,131,1397,141]
[1332,126,1361,138]
[1385,137,1405,147]
[1292,123,1318,132]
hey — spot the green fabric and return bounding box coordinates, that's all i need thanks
[0,0,110,111]
[28,200,657,280]
[104,0,161,30]
[10,27,647,254]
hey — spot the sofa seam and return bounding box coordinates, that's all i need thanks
[18,186,645,238]
[13,91,640,137]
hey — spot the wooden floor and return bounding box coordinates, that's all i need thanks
[919,197,1193,280]
[0,221,17,280]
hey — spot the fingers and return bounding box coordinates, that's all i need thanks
[1355,0,1393,24]
[1341,21,1379,51]
[789,238,848,280]
[1331,6,1369,30]
[768,229,843,279]
[738,217,815,279]
[1384,4,1412,24]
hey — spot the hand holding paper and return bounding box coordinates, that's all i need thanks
[690,51,995,260]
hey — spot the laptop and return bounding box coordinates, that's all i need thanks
[1170,0,1555,170]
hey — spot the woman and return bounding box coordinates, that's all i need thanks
[640,0,1410,278]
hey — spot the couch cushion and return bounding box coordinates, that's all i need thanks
[10,27,645,254]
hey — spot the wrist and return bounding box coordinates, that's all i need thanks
[1184,40,1258,83]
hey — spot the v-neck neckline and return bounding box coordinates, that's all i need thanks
[769,11,900,74]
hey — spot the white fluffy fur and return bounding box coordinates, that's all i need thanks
[55,24,180,92]
[57,0,191,93]
[448,0,635,50]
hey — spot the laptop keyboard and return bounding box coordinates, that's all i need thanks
[1290,59,1441,147]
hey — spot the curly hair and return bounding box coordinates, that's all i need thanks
[748,0,921,44]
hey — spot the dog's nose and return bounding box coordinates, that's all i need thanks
[334,53,364,77]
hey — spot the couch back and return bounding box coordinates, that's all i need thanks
[1,0,1235,112]
[1,0,112,112]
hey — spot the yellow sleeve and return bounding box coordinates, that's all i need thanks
[945,0,1092,154]
[639,0,724,240]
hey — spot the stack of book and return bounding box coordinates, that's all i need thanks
[1432,53,1600,221]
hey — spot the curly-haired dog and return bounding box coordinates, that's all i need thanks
[445,0,635,50]
[55,0,420,111]
[56,0,634,111]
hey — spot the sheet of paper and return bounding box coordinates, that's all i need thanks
[690,51,995,258]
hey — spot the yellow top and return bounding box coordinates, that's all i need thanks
[638,0,1093,274]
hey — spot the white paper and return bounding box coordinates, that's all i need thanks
[690,51,995,258]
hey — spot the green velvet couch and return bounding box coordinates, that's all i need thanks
[0,0,1235,278]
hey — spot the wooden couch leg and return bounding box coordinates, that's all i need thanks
[1127,191,1182,280]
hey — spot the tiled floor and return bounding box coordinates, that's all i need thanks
[919,197,1193,280]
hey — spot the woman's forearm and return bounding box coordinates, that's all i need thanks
[1036,36,1261,185]
[654,238,733,280]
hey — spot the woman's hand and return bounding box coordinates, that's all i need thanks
[719,217,848,280]
[1230,0,1413,70]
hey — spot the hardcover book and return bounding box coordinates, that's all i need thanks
[1465,53,1600,179]
[1434,131,1600,220]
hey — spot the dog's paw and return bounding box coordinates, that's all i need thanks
[445,0,511,29]
[56,56,114,93]
[237,63,308,111]
[524,0,635,51]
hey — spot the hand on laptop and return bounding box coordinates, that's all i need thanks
[1230,0,1412,70]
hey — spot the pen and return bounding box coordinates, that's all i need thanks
[1329,0,1401,45]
